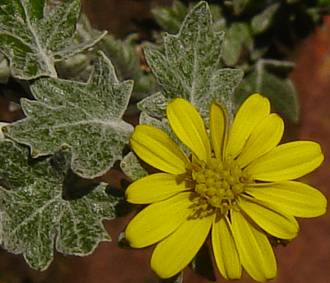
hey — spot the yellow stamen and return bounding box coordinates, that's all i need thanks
[192,158,250,215]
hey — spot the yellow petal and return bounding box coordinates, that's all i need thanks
[245,182,327,218]
[237,114,284,168]
[212,217,241,280]
[245,141,324,181]
[125,192,192,248]
[226,93,270,159]
[130,124,189,175]
[126,173,189,204]
[210,102,228,159]
[167,98,211,162]
[151,214,214,278]
[239,198,299,239]
[231,210,277,282]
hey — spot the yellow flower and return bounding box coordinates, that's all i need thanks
[125,93,327,282]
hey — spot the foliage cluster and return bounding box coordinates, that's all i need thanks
[0,0,328,281]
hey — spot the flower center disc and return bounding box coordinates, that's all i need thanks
[192,158,248,214]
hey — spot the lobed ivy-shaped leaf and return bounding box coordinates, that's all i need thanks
[0,0,106,79]
[139,1,243,118]
[4,52,134,178]
[0,140,120,270]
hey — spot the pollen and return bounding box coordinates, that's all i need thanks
[192,158,250,214]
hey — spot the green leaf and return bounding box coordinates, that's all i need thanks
[4,52,133,178]
[251,3,280,35]
[100,34,139,78]
[210,5,226,32]
[231,0,251,15]
[0,122,8,139]
[222,22,253,66]
[0,140,120,270]
[56,53,90,80]
[152,0,188,33]
[258,59,295,75]
[235,61,299,123]
[100,34,156,95]
[120,152,148,181]
[0,0,106,80]
[137,92,167,119]
[317,0,330,7]
[140,1,243,118]
[0,54,10,83]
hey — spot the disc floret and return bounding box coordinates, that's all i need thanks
[192,158,250,214]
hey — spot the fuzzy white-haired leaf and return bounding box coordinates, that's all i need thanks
[0,140,120,270]
[0,0,105,79]
[120,151,148,181]
[139,1,243,118]
[4,52,133,178]
[0,122,8,140]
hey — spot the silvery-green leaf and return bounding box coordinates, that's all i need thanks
[231,0,251,15]
[120,152,147,181]
[0,122,8,139]
[0,140,120,270]
[137,92,167,119]
[258,59,295,75]
[55,14,106,81]
[0,55,10,83]
[56,30,106,60]
[141,1,243,117]
[236,64,299,123]
[99,33,156,96]
[250,47,268,61]
[56,53,90,80]
[152,0,188,33]
[0,0,105,80]
[210,5,226,32]
[4,52,134,178]
[101,34,140,78]
[222,22,253,66]
[251,3,280,35]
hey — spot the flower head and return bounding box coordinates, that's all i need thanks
[125,94,327,282]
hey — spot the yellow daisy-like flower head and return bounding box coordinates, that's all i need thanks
[125,93,327,282]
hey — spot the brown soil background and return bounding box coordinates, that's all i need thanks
[0,1,330,283]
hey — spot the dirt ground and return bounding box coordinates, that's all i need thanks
[0,1,330,283]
